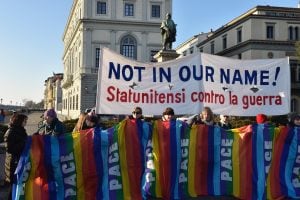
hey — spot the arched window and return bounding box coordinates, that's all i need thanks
[295,27,299,40]
[120,35,137,59]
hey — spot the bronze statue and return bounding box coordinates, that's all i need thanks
[160,13,176,50]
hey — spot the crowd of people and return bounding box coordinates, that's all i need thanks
[2,106,300,199]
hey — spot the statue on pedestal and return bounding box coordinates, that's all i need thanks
[160,13,176,50]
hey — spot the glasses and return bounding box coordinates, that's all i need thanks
[132,111,142,115]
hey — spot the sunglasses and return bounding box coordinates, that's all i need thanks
[132,111,142,115]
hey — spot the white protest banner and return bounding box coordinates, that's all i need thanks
[96,47,290,116]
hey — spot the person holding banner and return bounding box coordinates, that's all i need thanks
[217,114,232,129]
[288,113,300,127]
[85,112,99,128]
[162,107,175,121]
[42,108,66,136]
[200,106,215,126]
[128,106,144,120]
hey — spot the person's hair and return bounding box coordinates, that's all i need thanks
[74,113,87,131]
[132,106,143,114]
[10,113,28,127]
[201,106,214,121]
[163,107,175,116]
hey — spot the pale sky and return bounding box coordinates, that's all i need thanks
[0,0,297,105]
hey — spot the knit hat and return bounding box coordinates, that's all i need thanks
[256,113,267,124]
[44,108,57,118]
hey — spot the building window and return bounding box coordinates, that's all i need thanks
[237,28,242,43]
[69,97,72,110]
[189,47,194,54]
[96,2,106,14]
[291,98,297,112]
[150,50,158,62]
[76,95,78,110]
[151,5,160,18]
[95,48,100,68]
[289,26,294,40]
[199,47,203,52]
[297,65,300,82]
[120,35,137,59]
[222,35,227,50]
[183,51,187,56]
[210,41,214,54]
[73,96,75,110]
[124,3,134,16]
[238,54,242,59]
[266,24,274,39]
[295,27,299,40]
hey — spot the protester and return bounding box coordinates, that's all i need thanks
[73,112,88,132]
[288,113,300,128]
[162,107,175,121]
[256,113,268,124]
[218,114,232,129]
[85,112,99,128]
[0,108,5,123]
[200,106,215,126]
[128,106,143,120]
[4,113,28,200]
[42,108,66,135]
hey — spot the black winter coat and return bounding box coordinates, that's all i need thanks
[4,125,28,183]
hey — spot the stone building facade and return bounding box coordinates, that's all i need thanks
[44,73,63,111]
[61,0,172,118]
[176,5,300,113]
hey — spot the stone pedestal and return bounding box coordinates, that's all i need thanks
[154,49,180,62]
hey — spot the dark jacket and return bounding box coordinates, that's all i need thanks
[44,118,66,136]
[4,125,28,183]
[217,122,232,130]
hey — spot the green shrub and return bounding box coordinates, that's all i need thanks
[63,119,78,133]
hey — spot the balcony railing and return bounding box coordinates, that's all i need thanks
[62,75,73,88]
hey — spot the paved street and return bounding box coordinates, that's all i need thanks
[25,111,44,135]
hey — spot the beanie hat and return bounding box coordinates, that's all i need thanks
[44,108,57,118]
[256,113,267,124]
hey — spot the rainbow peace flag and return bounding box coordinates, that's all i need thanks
[267,126,300,199]
[12,119,300,200]
[13,119,150,200]
[142,123,277,200]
